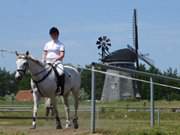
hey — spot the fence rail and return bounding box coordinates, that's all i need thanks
[89,62,180,133]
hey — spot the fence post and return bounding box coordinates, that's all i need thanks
[150,77,155,128]
[91,63,96,133]
[157,109,160,127]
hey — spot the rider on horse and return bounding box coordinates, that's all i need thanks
[43,27,65,95]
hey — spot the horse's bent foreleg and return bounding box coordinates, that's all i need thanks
[62,95,71,128]
[51,97,62,129]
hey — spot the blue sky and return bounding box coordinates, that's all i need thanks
[0,0,180,72]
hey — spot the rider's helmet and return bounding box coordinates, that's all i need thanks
[49,27,59,36]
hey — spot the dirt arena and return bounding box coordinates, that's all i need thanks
[0,126,94,135]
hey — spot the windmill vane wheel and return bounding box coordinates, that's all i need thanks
[96,36,111,60]
[96,36,111,48]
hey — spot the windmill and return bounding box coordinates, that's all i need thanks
[100,9,155,101]
[96,36,111,61]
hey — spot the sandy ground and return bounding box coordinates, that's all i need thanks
[0,126,92,135]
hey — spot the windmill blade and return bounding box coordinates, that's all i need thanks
[103,36,107,40]
[107,43,111,46]
[141,53,150,57]
[127,44,155,67]
[97,45,101,49]
[106,38,110,42]
[96,41,101,45]
[98,37,103,41]
[145,58,154,66]
[127,44,135,51]
[138,50,150,57]
[142,56,154,65]
[138,51,154,65]
[138,54,155,67]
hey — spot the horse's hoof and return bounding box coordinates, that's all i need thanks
[73,123,79,129]
[65,124,71,128]
[56,125,62,129]
[30,125,36,129]
[65,120,71,128]
[74,124,79,129]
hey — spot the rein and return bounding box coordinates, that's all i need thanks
[33,68,52,83]
[32,67,51,76]
[32,66,53,97]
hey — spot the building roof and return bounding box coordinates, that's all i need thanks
[16,90,33,102]
[102,48,137,63]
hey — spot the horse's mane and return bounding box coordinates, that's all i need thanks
[28,56,45,67]
[17,54,45,67]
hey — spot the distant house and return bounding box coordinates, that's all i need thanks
[16,90,33,102]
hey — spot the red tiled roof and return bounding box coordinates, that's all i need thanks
[16,90,33,102]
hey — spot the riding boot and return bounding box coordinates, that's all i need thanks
[57,74,65,95]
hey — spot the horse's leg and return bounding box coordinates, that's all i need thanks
[62,95,71,128]
[45,107,50,119]
[51,97,62,129]
[51,107,55,117]
[31,91,40,129]
[72,90,79,129]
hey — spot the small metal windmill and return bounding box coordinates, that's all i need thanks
[96,36,111,61]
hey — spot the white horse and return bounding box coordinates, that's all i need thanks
[15,51,81,129]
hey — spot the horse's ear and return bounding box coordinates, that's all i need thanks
[26,51,29,56]
[15,51,19,56]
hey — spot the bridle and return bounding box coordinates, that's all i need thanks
[16,57,51,78]
[16,63,28,76]
[16,60,52,82]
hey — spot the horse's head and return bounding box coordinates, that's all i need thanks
[15,51,30,81]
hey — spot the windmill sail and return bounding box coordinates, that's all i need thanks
[127,45,155,67]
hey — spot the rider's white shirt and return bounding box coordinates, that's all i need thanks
[44,40,65,62]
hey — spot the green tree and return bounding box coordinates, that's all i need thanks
[80,65,105,100]
[0,68,18,96]
[16,73,31,90]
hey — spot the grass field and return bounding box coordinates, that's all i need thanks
[0,100,180,135]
